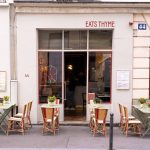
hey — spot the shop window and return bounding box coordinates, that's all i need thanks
[64,30,87,50]
[38,52,62,103]
[88,52,111,103]
[89,30,112,49]
[38,30,62,50]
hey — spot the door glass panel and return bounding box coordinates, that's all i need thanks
[38,52,62,103]
[38,30,62,50]
[88,52,111,103]
[89,30,112,49]
[64,30,87,50]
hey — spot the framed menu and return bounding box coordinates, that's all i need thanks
[0,71,6,91]
[116,70,130,90]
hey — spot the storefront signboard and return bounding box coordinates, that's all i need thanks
[116,70,129,90]
[0,71,6,91]
[85,21,115,28]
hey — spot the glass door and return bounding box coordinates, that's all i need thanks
[38,52,62,103]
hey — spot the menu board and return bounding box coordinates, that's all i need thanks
[116,70,129,90]
[0,71,6,91]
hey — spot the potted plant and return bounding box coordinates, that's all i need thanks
[3,96,9,104]
[94,97,102,104]
[139,97,146,108]
[48,95,56,105]
[139,97,146,104]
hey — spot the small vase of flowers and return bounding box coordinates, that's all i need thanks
[3,96,9,104]
[48,95,56,105]
[139,97,146,108]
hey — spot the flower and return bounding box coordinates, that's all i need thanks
[139,98,146,104]
[48,96,56,103]
[3,96,9,101]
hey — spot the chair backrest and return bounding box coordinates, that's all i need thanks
[119,104,124,117]
[123,106,128,120]
[95,108,108,123]
[26,101,32,117]
[41,107,54,122]
[22,104,27,118]
[88,93,95,104]
[55,99,59,114]
[0,104,16,125]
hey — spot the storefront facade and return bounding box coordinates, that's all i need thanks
[0,1,150,124]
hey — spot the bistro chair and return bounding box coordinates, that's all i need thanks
[14,101,33,128]
[7,104,27,135]
[92,108,108,136]
[41,107,57,135]
[119,104,135,131]
[123,106,141,136]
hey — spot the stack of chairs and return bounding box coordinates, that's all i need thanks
[7,101,32,135]
[118,103,141,136]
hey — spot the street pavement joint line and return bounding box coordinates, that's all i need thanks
[66,136,70,148]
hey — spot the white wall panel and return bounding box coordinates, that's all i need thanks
[133,89,149,99]
[133,58,149,68]
[133,79,149,89]
[133,69,149,79]
[134,48,149,58]
[134,37,150,47]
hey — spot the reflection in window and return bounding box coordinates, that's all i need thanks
[38,52,62,103]
[38,30,62,50]
[64,30,87,50]
[89,30,112,49]
[88,52,111,103]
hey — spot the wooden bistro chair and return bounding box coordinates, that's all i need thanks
[41,107,57,135]
[119,103,135,131]
[7,104,27,135]
[54,99,60,130]
[14,101,33,128]
[93,108,108,136]
[123,106,141,136]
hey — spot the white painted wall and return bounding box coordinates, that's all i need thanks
[0,5,10,99]
[16,13,133,123]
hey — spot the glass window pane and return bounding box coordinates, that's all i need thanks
[64,30,87,50]
[89,30,112,49]
[38,52,62,103]
[38,30,62,50]
[88,52,111,103]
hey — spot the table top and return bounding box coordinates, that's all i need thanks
[0,103,15,109]
[41,103,62,108]
[133,105,150,114]
[89,103,109,109]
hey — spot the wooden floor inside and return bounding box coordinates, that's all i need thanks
[64,108,86,121]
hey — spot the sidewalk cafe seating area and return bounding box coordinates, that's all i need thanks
[118,103,141,136]
[6,101,33,135]
[88,97,108,136]
[41,99,61,135]
[0,103,16,134]
[132,104,150,137]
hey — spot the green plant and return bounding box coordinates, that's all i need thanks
[94,97,102,104]
[48,95,56,103]
[139,97,146,104]
[3,96,9,101]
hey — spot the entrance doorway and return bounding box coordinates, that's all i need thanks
[64,52,87,121]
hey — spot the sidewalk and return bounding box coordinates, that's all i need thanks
[0,125,149,150]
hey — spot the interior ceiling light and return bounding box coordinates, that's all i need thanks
[67,65,73,70]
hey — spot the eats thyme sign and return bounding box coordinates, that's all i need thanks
[85,21,115,28]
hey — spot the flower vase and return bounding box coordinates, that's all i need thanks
[48,101,55,105]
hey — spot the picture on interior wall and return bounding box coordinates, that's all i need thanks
[0,71,6,91]
[116,70,130,90]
